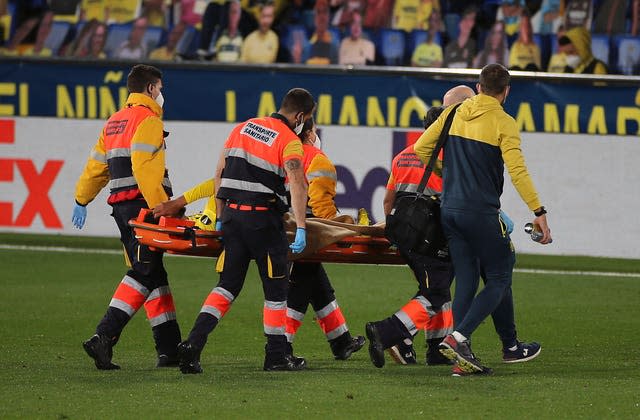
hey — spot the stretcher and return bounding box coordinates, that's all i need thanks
[129,209,406,265]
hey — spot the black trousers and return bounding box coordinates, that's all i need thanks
[188,207,290,356]
[95,200,181,356]
[288,262,336,315]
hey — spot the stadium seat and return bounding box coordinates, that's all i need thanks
[591,34,610,68]
[143,25,164,52]
[533,33,552,71]
[104,23,132,57]
[444,13,460,41]
[44,21,72,55]
[328,27,342,46]
[281,24,310,63]
[405,30,442,64]
[377,29,405,66]
[613,35,640,75]
[175,26,198,57]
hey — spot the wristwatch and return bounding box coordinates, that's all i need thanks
[534,206,547,217]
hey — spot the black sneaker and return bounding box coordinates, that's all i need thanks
[156,354,180,368]
[365,322,385,368]
[177,341,203,374]
[387,341,417,365]
[503,341,542,363]
[334,335,366,360]
[427,347,455,366]
[438,334,485,373]
[263,354,307,371]
[82,334,120,370]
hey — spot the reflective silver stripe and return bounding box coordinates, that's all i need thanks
[264,325,286,335]
[439,301,452,313]
[90,150,106,163]
[213,287,235,302]
[162,177,172,189]
[285,332,295,342]
[106,148,131,159]
[201,305,223,319]
[426,326,453,340]
[122,275,150,296]
[395,310,418,336]
[412,295,439,317]
[265,300,286,310]
[146,285,171,301]
[109,298,137,317]
[148,311,177,327]
[315,300,339,319]
[307,170,337,181]
[109,176,137,189]
[325,324,348,340]
[286,307,305,321]
[226,147,285,177]
[220,178,288,204]
[395,184,440,196]
[131,143,161,154]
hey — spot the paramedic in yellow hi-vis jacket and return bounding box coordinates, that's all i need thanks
[285,118,366,362]
[414,64,552,374]
[72,64,182,370]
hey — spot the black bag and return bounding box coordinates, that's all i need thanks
[385,104,460,260]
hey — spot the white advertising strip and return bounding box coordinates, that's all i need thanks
[1,117,638,259]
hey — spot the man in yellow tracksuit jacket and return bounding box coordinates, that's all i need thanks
[285,118,366,362]
[414,64,552,374]
[72,64,182,370]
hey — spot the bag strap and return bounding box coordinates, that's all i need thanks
[416,103,461,196]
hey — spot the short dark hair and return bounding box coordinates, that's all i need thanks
[299,116,315,140]
[479,63,510,96]
[423,106,444,129]
[127,64,162,93]
[281,88,316,115]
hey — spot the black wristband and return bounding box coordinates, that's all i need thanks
[534,207,547,217]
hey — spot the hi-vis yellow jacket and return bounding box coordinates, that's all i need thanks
[414,93,542,213]
[75,93,171,209]
[302,144,338,219]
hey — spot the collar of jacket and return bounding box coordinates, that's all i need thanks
[270,112,291,127]
[125,92,163,118]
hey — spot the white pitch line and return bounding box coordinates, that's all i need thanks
[1,244,639,278]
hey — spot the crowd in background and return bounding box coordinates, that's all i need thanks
[0,0,639,74]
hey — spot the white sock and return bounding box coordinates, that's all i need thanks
[452,331,467,343]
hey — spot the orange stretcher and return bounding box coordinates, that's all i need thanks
[129,209,405,265]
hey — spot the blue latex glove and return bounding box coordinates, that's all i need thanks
[72,203,87,229]
[215,220,223,242]
[499,209,514,234]
[290,227,306,254]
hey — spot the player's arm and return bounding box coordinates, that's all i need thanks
[383,173,396,216]
[306,154,337,219]
[153,178,215,217]
[75,130,110,206]
[284,139,307,229]
[131,116,169,209]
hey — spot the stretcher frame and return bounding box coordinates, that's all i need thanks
[129,209,405,265]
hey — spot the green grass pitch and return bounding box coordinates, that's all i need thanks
[0,233,639,418]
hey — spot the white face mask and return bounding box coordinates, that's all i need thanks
[155,91,164,108]
[313,133,322,150]
[293,116,304,135]
[565,54,581,68]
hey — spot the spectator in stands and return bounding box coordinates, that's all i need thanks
[177,0,204,27]
[87,21,107,59]
[363,0,393,30]
[22,8,54,56]
[547,24,567,72]
[150,21,186,60]
[241,2,278,63]
[80,0,108,22]
[564,0,592,30]
[557,26,608,74]
[393,0,441,32]
[65,18,102,57]
[443,6,476,68]
[1,0,52,56]
[339,11,374,64]
[142,0,167,27]
[114,17,149,59]
[593,0,629,35]
[214,0,243,62]
[331,0,364,30]
[618,37,640,74]
[531,0,561,34]
[411,10,442,67]
[495,0,524,37]
[0,0,7,46]
[508,11,541,71]
[473,21,508,68]
[305,0,338,64]
[107,0,142,23]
